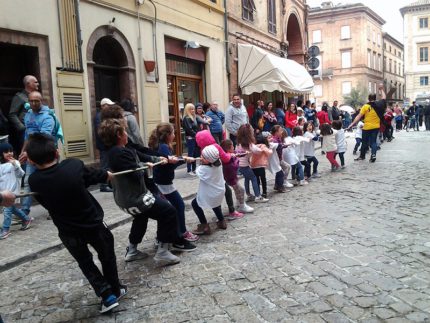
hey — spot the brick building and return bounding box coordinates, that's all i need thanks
[383,33,405,104]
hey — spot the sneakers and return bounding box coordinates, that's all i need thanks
[100,294,119,313]
[0,230,10,240]
[273,186,286,193]
[183,231,199,242]
[21,217,33,231]
[299,180,309,186]
[331,166,340,172]
[193,223,211,235]
[117,285,128,301]
[341,165,346,169]
[171,240,197,252]
[154,243,180,266]
[354,156,365,161]
[217,219,227,230]
[284,181,294,188]
[225,210,244,220]
[312,172,321,178]
[254,196,269,203]
[124,247,149,262]
[246,195,255,202]
[187,171,197,176]
[370,154,376,163]
[238,203,254,213]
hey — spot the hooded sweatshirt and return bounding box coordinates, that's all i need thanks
[195,130,231,164]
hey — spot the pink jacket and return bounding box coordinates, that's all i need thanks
[250,144,272,168]
[195,130,231,163]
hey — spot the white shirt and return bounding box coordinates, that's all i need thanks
[282,138,299,165]
[196,164,225,209]
[335,129,347,153]
[267,142,282,174]
[355,121,364,139]
[321,129,338,152]
[303,132,316,157]
[0,161,25,194]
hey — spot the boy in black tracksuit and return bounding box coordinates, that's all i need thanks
[26,133,124,314]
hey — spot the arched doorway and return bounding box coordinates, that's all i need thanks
[286,13,304,64]
[86,26,136,158]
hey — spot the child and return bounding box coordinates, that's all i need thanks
[292,126,311,181]
[282,132,308,186]
[0,143,32,239]
[236,124,269,203]
[270,125,293,188]
[26,133,125,313]
[192,145,227,235]
[148,122,199,242]
[303,122,320,179]
[332,120,347,168]
[195,130,244,219]
[98,118,196,265]
[320,123,340,171]
[262,131,287,193]
[250,134,273,198]
[353,120,364,155]
[220,139,254,214]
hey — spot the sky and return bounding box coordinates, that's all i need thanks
[306,0,413,43]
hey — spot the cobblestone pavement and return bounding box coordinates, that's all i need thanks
[1,130,430,322]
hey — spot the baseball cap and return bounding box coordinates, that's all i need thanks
[262,131,271,138]
[100,98,115,106]
[201,145,219,163]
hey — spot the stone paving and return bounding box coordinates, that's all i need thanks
[1,129,430,322]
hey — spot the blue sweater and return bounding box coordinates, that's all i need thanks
[206,109,225,134]
[153,143,184,185]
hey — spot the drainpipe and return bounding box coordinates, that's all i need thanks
[148,0,159,83]
[74,0,84,72]
[57,0,65,68]
[136,3,148,143]
[223,0,230,94]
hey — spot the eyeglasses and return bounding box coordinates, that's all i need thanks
[29,100,41,103]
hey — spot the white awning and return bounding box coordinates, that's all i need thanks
[238,44,314,95]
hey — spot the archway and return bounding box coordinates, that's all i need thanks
[286,13,304,64]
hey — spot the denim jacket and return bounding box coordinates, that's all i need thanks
[24,106,55,140]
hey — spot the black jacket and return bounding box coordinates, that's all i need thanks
[29,159,108,235]
[182,116,198,137]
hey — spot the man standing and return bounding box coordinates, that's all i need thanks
[205,101,225,144]
[19,91,55,216]
[330,100,341,122]
[424,100,430,131]
[94,98,115,192]
[225,94,248,147]
[348,84,386,163]
[8,75,39,155]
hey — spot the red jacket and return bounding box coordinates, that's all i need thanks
[285,111,298,129]
[317,111,330,125]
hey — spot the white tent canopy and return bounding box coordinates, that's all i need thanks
[238,44,314,95]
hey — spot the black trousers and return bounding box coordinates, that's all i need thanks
[225,183,235,213]
[252,167,267,195]
[128,196,181,245]
[59,224,120,299]
[334,152,345,166]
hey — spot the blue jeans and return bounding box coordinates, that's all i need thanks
[22,163,37,215]
[2,205,29,231]
[239,166,260,197]
[304,156,319,177]
[360,128,379,158]
[164,190,186,235]
[354,138,362,152]
[275,170,284,188]
[291,162,304,181]
[186,138,197,172]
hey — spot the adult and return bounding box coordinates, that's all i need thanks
[205,101,225,144]
[8,75,39,155]
[304,100,316,125]
[415,104,422,131]
[275,101,286,127]
[0,191,16,207]
[285,103,298,136]
[119,99,144,146]
[424,101,430,131]
[329,100,342,122]
[19,91,56,215]
[394,104,403,131]
[342,110,352,129]
[225,94,249,147]
[195,103,211,131]
[406,102,417,130]
[251,100,264,134]
[94,98,115,192]
[348,84,386,163]
[262,101,278,132]
[182,103,199,175]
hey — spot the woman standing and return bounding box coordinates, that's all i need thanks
[275,101,286,128]
[195,103,211,131]
[285,103,298,136]
[120,99,144,146]
[262,101,278,132]
[182,103,199,175]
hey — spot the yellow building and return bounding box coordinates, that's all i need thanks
[0,0,228,159]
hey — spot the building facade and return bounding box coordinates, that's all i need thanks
[401,1,430,104]
[226,0,307,104]
[383,33,405,104]
[308,2,385,106]
[0,0,228,160]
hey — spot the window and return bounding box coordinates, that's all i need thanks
[341,51,351,68]
[242,0,255,22]
[341,26,350,39]
[372,31,376,43]
[377,33,381,46]
[384,42,386,49]
[384,56,387,70]
[368,81,372,93]
[373,52,376,70]
[378,55,382,71]
[420,47,429,62]
[313,30,321,43]
[367,26,370,40]
[374,82,377,93]
[342,81,351,95]
[389,59,392,72]
[314,84,322,97]
[367,50,371,68]
[420,17,428,29]
[268,0,276,34]
[420,76,429,86]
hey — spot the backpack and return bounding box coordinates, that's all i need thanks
[24,103,64,144]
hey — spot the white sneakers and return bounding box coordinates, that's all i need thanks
[238,203,254,213]
[154,243,180,266]
[299,180,309,186]
[254,196,269,203]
